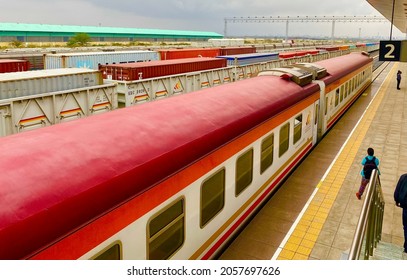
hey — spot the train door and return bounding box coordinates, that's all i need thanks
[312,101,319,146]
[312,80,325,143]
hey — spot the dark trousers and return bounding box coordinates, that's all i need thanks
[397,79,401,89]
[403,208,407,252]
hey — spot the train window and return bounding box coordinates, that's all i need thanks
[92,242,122,260]
[293,114,302,144]
[260,133,274,174]
[335,89,339,107]
[279,123,290,157]
[341,85,345,99]
[147,198,185,260]
[339,87,344,102]
[236,149,253,196]
[325,97,328,115]
[314,104,319,126]
[201,168,225,228]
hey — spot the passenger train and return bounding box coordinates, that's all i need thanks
[0,52,373,260]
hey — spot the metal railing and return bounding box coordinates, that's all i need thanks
[348,169,385,259]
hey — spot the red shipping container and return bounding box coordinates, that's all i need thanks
[99,57,227,81]
[158,48,221,60]
[279,52,297,59]
[0,59,30,73]
[219,47,256,56]
[295,51,309,57]
[303,49,319,55]
[316,46,340,51]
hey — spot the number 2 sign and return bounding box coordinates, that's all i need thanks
[379,41,401,61]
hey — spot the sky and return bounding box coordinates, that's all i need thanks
[1,0,404,39]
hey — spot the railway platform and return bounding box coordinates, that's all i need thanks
[219,61,407,260]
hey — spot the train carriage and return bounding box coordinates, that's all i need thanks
[0,52,372,260]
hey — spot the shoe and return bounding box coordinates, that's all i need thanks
[356,192,361,200]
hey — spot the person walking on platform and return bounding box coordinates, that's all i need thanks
[356,147,380,200]
[397,70,402,90]
[394,173,407,254]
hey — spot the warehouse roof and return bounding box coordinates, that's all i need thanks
[0,22,223,39]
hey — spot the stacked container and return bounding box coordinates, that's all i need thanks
[44,50,160,70]
[99,57,227,81]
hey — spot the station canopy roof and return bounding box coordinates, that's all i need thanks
[367,0,407,33]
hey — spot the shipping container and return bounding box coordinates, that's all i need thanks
[100,57,227,81]
[208,38,245,47]
[0,54,43,70]
[218,46,256,56]
[316,46,340,51]
[216,52,279,66]
[284,50,319,57]
[0,68,103,99]
[303,49,320,55]
[339,45,350,51]
[279,52,297,59]
[158,48,221,60]
[365,42,377,47]
[44,50,160,69]
[0,59,30,73]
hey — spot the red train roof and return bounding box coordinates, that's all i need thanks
[314,52,373,84]
[0,74,318,259]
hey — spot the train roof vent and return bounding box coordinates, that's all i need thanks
[292,63,327,80]
[259,67,313,86]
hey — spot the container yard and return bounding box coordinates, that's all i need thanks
[0,42,379,137]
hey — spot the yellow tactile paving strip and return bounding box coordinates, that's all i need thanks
[273,63,396,260]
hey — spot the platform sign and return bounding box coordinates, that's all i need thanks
[379,40,407,62]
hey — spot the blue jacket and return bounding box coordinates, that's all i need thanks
[360,155,380,177]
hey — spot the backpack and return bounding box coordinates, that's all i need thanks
[363,156,377,180]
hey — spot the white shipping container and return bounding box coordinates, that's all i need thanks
[44,50,160,70]
[0,68,103,99]
[208,38,245,47]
